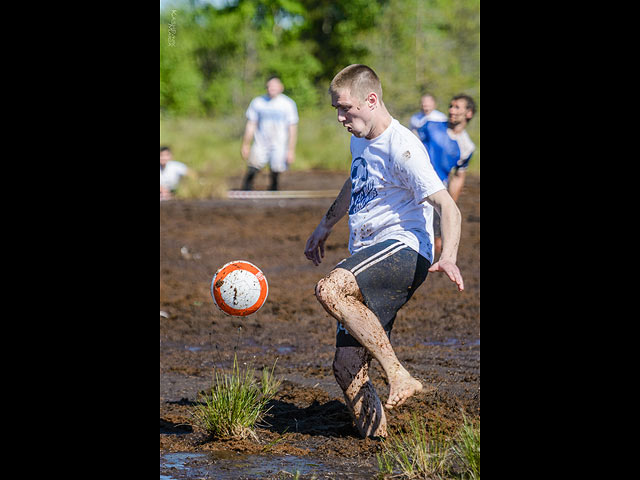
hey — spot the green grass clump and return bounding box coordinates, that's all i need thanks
[192,355,281,440]
[376,413,480,479]
[377,414,452,478]
[452,414,480,480]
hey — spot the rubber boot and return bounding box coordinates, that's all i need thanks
[242,167,260,190]
[269,171,279,191]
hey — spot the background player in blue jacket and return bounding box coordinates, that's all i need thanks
[416,94,476,255]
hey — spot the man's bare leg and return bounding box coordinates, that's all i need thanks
[333,346,387,437]
[316,268,425,409]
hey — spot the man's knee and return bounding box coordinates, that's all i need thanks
[315,268,357,308]
[315,275,336,311]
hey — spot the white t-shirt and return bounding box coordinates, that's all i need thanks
[409,109,448,131]
[348,119,445,263]
[160,160,188,191]
[246,94,299,150]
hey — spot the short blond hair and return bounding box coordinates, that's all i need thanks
[329,64,382,102]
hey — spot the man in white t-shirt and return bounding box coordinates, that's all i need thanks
[160,146,189,201]
[304,65,464,438]
[408,93,448,136]
[240,76,299,191]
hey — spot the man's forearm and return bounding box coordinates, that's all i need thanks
[321,178,351,229]
[425,190,461,262]
[438,200,462,262]
[304,178,351,266]
[242,121,256,148]
[288,124,298,153]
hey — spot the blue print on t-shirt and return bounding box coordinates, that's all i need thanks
[349,157,378,215]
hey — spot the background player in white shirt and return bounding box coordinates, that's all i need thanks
[304,64,464,438]
[160,146,190,201]
[240,76,299,191]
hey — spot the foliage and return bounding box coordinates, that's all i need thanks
[452,414,480,480]
[377,414,452,478]
[376,413,480,479]
[191,354,281,440]
[160,0,479,115]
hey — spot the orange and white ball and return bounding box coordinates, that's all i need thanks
[210,260,268,316]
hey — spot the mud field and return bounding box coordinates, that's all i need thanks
[160,170,480,479]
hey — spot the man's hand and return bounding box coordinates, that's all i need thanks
[304,223,332,266]
[428,258,464,291]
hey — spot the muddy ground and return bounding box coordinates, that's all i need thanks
[160,170,480,479]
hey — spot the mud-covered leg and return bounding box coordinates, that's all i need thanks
[316,268,423,410]
[333,346,387,438]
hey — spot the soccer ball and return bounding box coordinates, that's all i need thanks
[210,260,268,316]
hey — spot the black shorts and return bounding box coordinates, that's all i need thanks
[333,239,430,348]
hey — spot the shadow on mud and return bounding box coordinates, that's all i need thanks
[264,398,358,438]
[160,418,193,435]
[160,396,359,440]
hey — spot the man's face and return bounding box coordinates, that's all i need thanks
[448,99,472,127]
[421,96,436,115]
[160,150,172,167]
[331,89,372,138]
[266,78,284,98]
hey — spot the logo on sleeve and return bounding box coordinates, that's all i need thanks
[349,157,378,215]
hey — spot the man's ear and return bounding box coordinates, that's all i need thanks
[366,92,378,109]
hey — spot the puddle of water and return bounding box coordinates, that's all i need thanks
[160,452,207,479]
[160,451,378,479]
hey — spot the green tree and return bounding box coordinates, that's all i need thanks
[160,10,204,115]
[159,0,479,119]
[297,0,387,84]
[361,0,480,119]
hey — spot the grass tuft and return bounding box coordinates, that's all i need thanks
[376,413,480,479]
[452,414,480,479]
[192,354,281,440]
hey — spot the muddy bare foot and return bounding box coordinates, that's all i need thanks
[385,375,424,410]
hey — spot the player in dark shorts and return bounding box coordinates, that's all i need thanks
[334,239,430,348]
[305,65,464,438]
